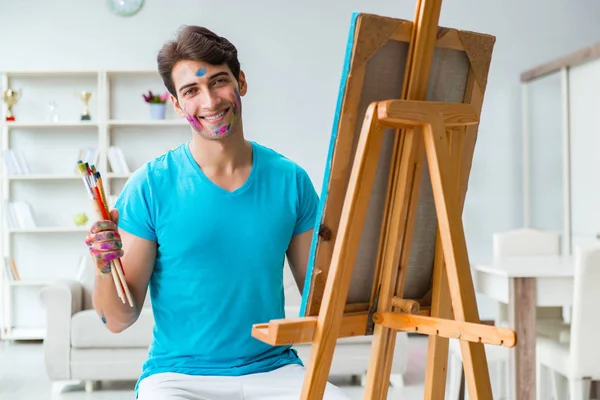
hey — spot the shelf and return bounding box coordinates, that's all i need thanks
[106,70,160,75]
[7,280,53,286]
[6,174,130,181]
[2,327,45,340]
[8,227,88,234]
[3,70,98,78]
[108,119,188,127]
[6,174,82,180]
[5,121,98,129]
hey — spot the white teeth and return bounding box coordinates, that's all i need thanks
[203,110,226,121]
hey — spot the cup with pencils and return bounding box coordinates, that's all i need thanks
[77,161,134,307]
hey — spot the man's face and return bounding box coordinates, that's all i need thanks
[170,60,246,141]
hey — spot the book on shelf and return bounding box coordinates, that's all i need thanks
[75,147,99,170]
[2,149,30,175]
[108,194,118,209]
[107,146,130,174]
[3,257,20,281]
[4,200,37,229]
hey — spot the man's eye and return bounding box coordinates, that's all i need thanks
[185,88,197,95]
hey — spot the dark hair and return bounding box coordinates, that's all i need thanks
[157,25,241,98]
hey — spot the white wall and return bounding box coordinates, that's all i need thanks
[2,0,600,317]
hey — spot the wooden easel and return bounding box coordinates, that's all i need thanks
[252,1,517,399]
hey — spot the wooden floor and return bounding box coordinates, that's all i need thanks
[0,337,429,399]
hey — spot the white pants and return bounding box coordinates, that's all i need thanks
[137,364,351,400]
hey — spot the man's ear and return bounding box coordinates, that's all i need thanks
[170,94,185,117]
[238,70,248,96]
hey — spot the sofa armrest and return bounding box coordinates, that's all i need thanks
[39,279,84,381]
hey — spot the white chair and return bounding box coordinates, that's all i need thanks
[536,244,600,399]
[492,228,565,325]
[447,228,564,399]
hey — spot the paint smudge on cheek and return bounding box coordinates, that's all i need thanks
[196,66,206,77]
[100,310,107,324]
[233,88,241,115]
[186,114,203,132]
[183,104,203,131]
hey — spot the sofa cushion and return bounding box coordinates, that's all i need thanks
[71,308,154,349]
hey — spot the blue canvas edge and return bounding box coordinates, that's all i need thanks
[299,11,360,317]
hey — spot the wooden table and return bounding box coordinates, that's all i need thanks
[471,256,574,400]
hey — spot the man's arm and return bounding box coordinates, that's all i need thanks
[286,229,314,294]
[92,228,156,333]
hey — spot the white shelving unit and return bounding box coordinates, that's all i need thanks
[0,69,191,340]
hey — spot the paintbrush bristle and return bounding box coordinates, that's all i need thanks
[76,162,88,174]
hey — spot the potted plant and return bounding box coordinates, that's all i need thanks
[143,90,169,120]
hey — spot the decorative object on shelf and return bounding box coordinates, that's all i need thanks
[79,91,92,121]
[143,90,169,120]
[107,0,144,17]
[72,212,89,227]
[47,101,59,122]
[2,88,21,121]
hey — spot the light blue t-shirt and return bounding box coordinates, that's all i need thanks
[114,140,319,391]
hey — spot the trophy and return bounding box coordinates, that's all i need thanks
[3,89,20,121]
[79,91,92,121]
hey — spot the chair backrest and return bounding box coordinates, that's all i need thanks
[570,243,600,378]
[492,228,561,263]
[492,228,562,323]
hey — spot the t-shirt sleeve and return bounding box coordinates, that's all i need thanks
[114,165,157,241]
[293,166,320,236]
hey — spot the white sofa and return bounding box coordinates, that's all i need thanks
[39,257,409,388]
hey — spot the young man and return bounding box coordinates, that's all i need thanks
[85,25,351,400]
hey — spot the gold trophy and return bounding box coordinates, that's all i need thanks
[3,89,20,121]
[79,91,92,121]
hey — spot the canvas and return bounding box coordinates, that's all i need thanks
[299,12,494,318]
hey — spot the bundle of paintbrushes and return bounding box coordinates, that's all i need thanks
[77,161,134,307]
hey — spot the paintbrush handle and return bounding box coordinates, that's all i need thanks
[112,258,135,307]
[88,198,131,305]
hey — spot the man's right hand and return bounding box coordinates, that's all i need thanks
[85,209,124,273]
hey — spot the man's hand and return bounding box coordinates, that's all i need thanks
[85,209,123,273]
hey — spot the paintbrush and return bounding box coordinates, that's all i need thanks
[77,161,134,307]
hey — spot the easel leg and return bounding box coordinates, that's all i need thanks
[300,103,385,400]
[423,129,462,400]
[363,128,424,400]
[422,116,493,399]
[424,234,453,400]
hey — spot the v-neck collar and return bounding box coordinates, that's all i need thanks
[183,140,258,197]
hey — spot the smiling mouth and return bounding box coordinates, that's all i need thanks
[200,107,229,123]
